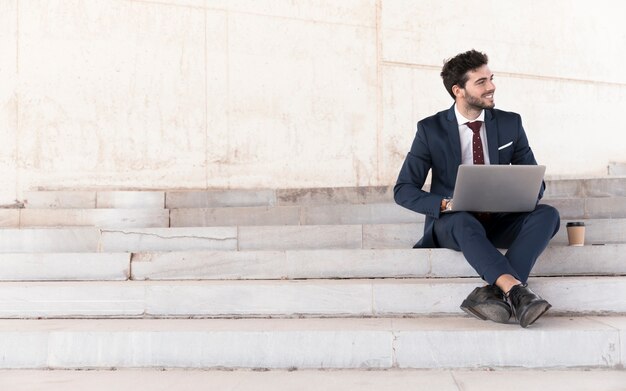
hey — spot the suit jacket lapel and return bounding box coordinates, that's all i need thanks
[485,109,499,164]
[445,105,462,167]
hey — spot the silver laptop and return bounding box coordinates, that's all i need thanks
[445,165,546,213]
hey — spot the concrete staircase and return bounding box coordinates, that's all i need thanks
[0,177,625,370]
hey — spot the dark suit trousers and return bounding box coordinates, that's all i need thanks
[433,204,560,285]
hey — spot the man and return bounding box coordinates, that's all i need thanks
[394,49,560,328]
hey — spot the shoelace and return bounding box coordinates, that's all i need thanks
[506,284,529,302]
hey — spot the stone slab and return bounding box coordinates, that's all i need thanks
[0,317,624,370]
[532,244,626,276]
[0,228,101,253]
[543,179,584,198]
[170,206,301,227]
[22,191,96,209]
[429,245,626,277]
[238,225,363,250]
[553,218,626,245]
[285,249,429,279]
[166,189,276,208]
[392,317,620,368]
[373,278,475,315]
[100,227,237,252]
[0,277,623,318]
[585,197,626,218]
[163,198,623,228]
[96,191,165,209]
[0,210,19,227]
[453,368,626,391]
[0,282,144,318]
[540,199,585,219]
[130,244,626,280]
[3,369,626,391]
[137,248,434,280]
[19,209,169,228]
[0,368,460,391]
[0,332,49,369]
[145,281,373,317]
[367,219,626,249]
[535,276,626,314]
[132,250,287,280]
[132,249,430,280]
[0,253,130,281]
[583,178,626,197]
[0,318,393,369]
[301,203,422,225]
[48,330,392,369]
[277,186,393,206]
[362,223,423,249]
[373,277,626,316]
[590,316,626,367]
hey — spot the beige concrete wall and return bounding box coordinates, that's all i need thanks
[1,0,625,202]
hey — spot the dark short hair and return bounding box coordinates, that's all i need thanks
[440,50,489,99]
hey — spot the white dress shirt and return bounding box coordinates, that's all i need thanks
[454,105,490,165]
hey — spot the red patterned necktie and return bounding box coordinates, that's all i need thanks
[466,121,484,165]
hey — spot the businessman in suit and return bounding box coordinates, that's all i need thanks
[394,50,560,328]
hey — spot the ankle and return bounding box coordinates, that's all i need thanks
[495,274,522,296]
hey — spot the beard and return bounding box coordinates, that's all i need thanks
[465,91,495,110]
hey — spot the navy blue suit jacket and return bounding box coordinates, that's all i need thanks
[394,105,545,248]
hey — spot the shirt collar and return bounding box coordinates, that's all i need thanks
[454,104,485,126]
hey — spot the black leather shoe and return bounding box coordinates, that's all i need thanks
[508,284,551,328]
[460,285,512,324]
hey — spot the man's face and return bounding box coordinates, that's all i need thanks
[457,64,496,110]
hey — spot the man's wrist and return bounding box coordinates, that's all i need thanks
[440,198,451,212]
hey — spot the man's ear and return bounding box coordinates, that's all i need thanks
[452,84,463,98]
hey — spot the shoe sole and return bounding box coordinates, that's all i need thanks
[518,301,552,328]
[460,299,511,324]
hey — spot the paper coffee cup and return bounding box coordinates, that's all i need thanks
[566,222,585,246]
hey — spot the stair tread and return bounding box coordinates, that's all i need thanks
[0,277,624,318]
[1,368,625,391]
[0,316,623,369]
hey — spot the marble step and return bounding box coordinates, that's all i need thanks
[3,200,625,229]
[169,199,626,227]
[0,277,624,318]
[13,209,169,228]
[0,253,130,281]
[1,218,623,253]
[22,191,165,209]
[0,316,623,369]
[131,244,626,281]
[21,178,626,210]
[6,198,626,229]
[3,369,626,391]
[542,197,626,219]
[0,210,19,227]
[169,203,421,227]
[0,244,623,282]
[368,218,626,249]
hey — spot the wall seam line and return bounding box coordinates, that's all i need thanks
[225,10,231,188]
[15,0,20,202]
[374,0,383,185]
[382,60,626,87]
[204,7,209,189]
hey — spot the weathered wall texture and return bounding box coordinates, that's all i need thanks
[0,0,625,203]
